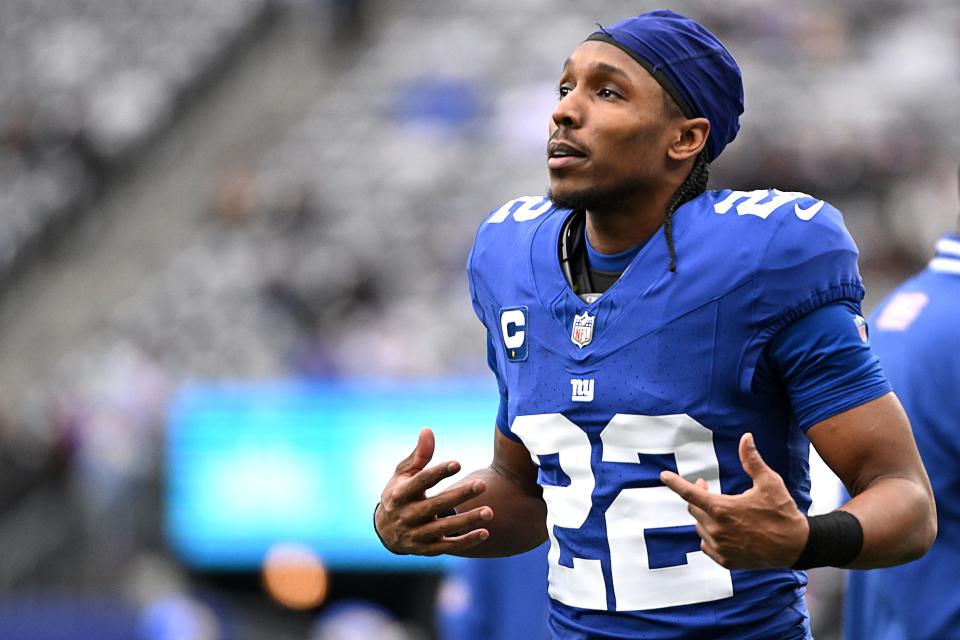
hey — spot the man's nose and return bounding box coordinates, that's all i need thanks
[551,90,583,129]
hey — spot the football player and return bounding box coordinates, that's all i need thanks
[435,543,550,640]
[844,175,960,640]
[375,11,935,639]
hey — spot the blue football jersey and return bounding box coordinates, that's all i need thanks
[845,234,960,640]
[467,189,865,639]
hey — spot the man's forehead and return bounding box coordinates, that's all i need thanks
[561,41,657,85]
[565,41,638,70]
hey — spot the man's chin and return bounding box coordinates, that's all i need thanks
[547,185,603,212]
[548,179,645,214]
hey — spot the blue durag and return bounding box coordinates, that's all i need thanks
[587,10,744,162]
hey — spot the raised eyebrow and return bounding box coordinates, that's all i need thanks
[559,59,631,82]
[591,62,630,80]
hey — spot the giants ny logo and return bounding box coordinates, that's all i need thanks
[570,378,595,402]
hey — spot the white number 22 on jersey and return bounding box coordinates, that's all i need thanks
[511,413,733,611]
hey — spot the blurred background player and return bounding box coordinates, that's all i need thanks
[844,169,960,640]
[435,543,549,640]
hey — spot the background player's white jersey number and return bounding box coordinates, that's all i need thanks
[512,413,733,611]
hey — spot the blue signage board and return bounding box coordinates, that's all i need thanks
[166,379,498,571]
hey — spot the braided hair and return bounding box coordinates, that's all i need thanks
[663,151,710,272]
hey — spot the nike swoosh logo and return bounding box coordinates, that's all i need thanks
[794,200,825,220]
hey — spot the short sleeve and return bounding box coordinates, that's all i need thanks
[468,230,515,440]
[753,301,892,431]
[740,200,866,394]
[486,332,511,435]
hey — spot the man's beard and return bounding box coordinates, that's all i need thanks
[547,180,643,214]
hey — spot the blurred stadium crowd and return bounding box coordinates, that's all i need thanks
[0,0,956,639]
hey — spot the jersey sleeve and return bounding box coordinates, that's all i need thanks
[753,301,892,431]
[467,219,515,440]
[486,332,510,434]
[740,198,866,394]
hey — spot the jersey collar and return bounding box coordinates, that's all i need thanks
[529,206,673,361]
[930,233,960,275]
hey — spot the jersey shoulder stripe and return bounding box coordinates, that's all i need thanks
[484,196,555,224]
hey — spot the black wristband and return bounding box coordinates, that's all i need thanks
[373,502,407,555]
[791,510,864,570]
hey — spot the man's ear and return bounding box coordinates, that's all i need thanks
[667,117,710,162]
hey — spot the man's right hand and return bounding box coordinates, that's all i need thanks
[375,427,494,556]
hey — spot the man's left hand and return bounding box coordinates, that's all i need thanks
[660,432,809,569]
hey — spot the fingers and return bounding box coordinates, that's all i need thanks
[400,459,464,500]
[698,537,727,567]
[738,432,772,482]
[660,470,715,511]
[695,518,719,550]
[687,501,733,567]
[687,500,719,544]
[409,477,487,521]
[415,505,494,543]
[399,506,494,556]
[686,501,729,566]
[387,475,487,533]
[395,427,436,476]
[424,528,491,556]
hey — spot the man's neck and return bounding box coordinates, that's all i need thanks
[585,187,674,255]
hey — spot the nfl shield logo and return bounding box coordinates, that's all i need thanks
[853,314,869,343]
[571,311,595,348]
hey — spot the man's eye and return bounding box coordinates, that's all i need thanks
[557,85,572,99]
[598,88,621,99]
